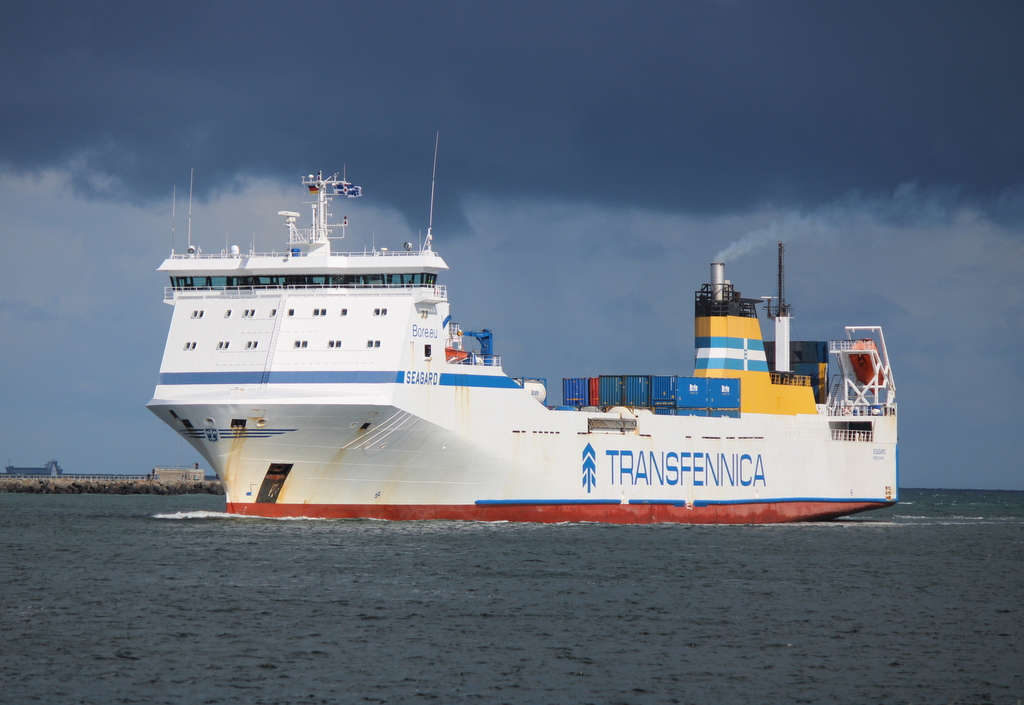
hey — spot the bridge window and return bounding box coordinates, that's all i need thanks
[171,272,438,290]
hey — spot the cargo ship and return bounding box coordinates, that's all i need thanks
[147,170,898,522]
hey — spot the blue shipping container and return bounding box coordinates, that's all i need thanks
[676,408,709,417]
[651,376,677,407]
[709,408,740,418]
[598,375,623,406]
[654,407,676,416]
[562,378,589,406]
[707,378,741,409]
[675,376,709,408]
[623,375,651,407]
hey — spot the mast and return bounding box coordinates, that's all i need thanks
[187,168,194,251]
[425,132,439,252]
[768,241,793,372]
[289,171,362,255]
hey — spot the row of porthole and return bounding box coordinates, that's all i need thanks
[190,307,391,319]
[294,340,381,348]
[184,340,381,351]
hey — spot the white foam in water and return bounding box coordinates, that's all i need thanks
[152,510,329,521]
[153,510,240,520]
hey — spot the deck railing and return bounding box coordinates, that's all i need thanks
[451,353,502,367]
[770,372,812,386]
[166,284,447,300]
[830,428,874,442]
[169,249,442,260]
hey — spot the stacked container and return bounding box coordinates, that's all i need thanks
[563,374,740,414]
[596,375,653,407]
[562,378,589,407]
[707,379,741,408]
[675,377,709,408]
[622,375,651,407]
[598,375,623,406]
[651,376,677,408]
[676,376,740,415]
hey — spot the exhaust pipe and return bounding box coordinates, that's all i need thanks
[711,262,725,301]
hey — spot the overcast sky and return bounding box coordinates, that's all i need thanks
[2,1,1023,489]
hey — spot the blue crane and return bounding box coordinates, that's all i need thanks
[462,329,493,356]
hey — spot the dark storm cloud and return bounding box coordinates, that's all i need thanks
[3,0,1024,220]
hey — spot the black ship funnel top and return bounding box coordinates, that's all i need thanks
[696,261,760,318]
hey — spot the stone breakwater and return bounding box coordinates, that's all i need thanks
[0,478,224,495]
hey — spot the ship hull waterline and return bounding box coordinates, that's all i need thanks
[226,500,894,523]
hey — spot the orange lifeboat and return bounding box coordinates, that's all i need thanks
[446,347,468,363]
[849,339,885,386]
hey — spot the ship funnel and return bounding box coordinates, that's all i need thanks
[711,262,725,301]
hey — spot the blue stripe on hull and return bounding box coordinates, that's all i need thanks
[475,496,889,507]
[157,370,521,388]
[475,499,623,505]
[627,496,889,506]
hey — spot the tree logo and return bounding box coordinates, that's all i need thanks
[582,443,597,493]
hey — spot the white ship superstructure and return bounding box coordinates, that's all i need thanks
[148,171,898,522]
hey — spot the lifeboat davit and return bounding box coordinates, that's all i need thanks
[849,339,885,385]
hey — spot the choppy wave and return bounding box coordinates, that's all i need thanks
[4,488,1022,705]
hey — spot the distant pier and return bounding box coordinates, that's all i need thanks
[1,461,222,495]
[0,476,223,495]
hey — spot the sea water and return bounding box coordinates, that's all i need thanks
[1,489,1021,704]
